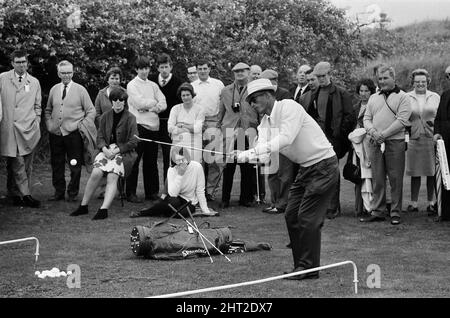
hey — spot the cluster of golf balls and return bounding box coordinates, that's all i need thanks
[35,267,72,279]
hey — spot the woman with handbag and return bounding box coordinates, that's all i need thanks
[352,79,376,217]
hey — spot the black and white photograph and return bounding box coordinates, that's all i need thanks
[0,0,449,303]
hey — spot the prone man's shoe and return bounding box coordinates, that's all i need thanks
[127,194,143,203]
[23,195,40,208]
[70,205,88,216]
[92,208,108,220]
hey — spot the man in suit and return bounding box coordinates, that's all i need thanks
[259,69,295,214]
[45,60,96,202]
[149,53,182,181]
[293,64,312,103]
[0,49,42,208]
[299,69,319,109]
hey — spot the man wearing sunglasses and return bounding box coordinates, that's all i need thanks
[433,65,450,221]
[237,78,339,280]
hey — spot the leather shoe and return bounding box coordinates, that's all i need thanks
[12,196,25,206]
[406,205,418,212]
[262,205,274,213]
[283,267,319,280]
[70,205,88,216]
[127,194,143,203]
[92,208,108,220]
[48,194,65,201]
[264,207,284,214]
[360,215,385,222]
[326,207,341,219]
[390,216,401,225]
[23,195,40,208]
[205,193,214,202]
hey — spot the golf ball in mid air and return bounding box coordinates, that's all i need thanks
[70,159,77,166]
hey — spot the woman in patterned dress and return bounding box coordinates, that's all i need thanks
[70,87,138,220]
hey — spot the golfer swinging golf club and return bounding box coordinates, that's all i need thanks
[236,78,339,280]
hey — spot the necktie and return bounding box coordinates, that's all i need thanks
[62,84,67,100]
[18,76,22,83]
[162,79,166,86]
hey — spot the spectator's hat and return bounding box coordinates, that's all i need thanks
[313,61,331,76]
[260,69,278,80]
[246,78,276,102]
[187,66,197,73]
[232,62,250,72]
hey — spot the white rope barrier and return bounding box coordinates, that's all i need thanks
[148,260,358,298]
[135,135,233,157]
[0,237,40,263]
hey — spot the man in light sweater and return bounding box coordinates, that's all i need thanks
[362,65,412,225]
[237,78,339,280]
[191,60,224,201]
[45,60,96,202]
[126,56,167,203]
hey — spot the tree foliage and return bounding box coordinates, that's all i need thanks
[0,0,362,92]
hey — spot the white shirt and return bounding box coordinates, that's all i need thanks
[60,80,73,97]
[192,77,224,117]
[294,84,308,100]
[158,73,172,86]
[127,76,167,130]
[254,99,335,167]
[167,161,210,213]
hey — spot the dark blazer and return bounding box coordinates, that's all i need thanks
[97,109,138,177]
[305,82,355,158]
[148,74,182,119]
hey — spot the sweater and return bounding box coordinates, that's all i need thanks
[167,161,210,213]
[254,99,335,167]
[126,76,167,131]
[363,88,412,140]
[45,81,95,136]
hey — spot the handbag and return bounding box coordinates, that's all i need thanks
[343,148,362,185]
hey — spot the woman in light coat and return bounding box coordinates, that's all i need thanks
[406,69,440,213]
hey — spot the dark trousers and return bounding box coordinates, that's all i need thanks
[126,125,159,198]
[285,156,339,269]
[158,119,171,181]
[268,153,295,210]
[49,131,84,197]
[140,195,195,218]
[222,136,255,203]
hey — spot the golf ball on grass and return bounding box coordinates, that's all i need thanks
[70,159,77,166]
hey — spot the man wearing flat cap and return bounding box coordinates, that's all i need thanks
[304,61,355,219]
[217,62,258,208]
[236,78,339,280]
[259,69,295,214]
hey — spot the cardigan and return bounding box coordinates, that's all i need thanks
[45,81,95,136]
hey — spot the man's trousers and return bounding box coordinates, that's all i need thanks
[49,130,84,197]
[285,156,339,269]
[7,150,35,197]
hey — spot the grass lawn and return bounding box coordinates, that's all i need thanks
[0,158,449,298]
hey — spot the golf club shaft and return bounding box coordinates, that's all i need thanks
[135,135,233,157]
[167,204,232,262]
[186,206,214,263]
